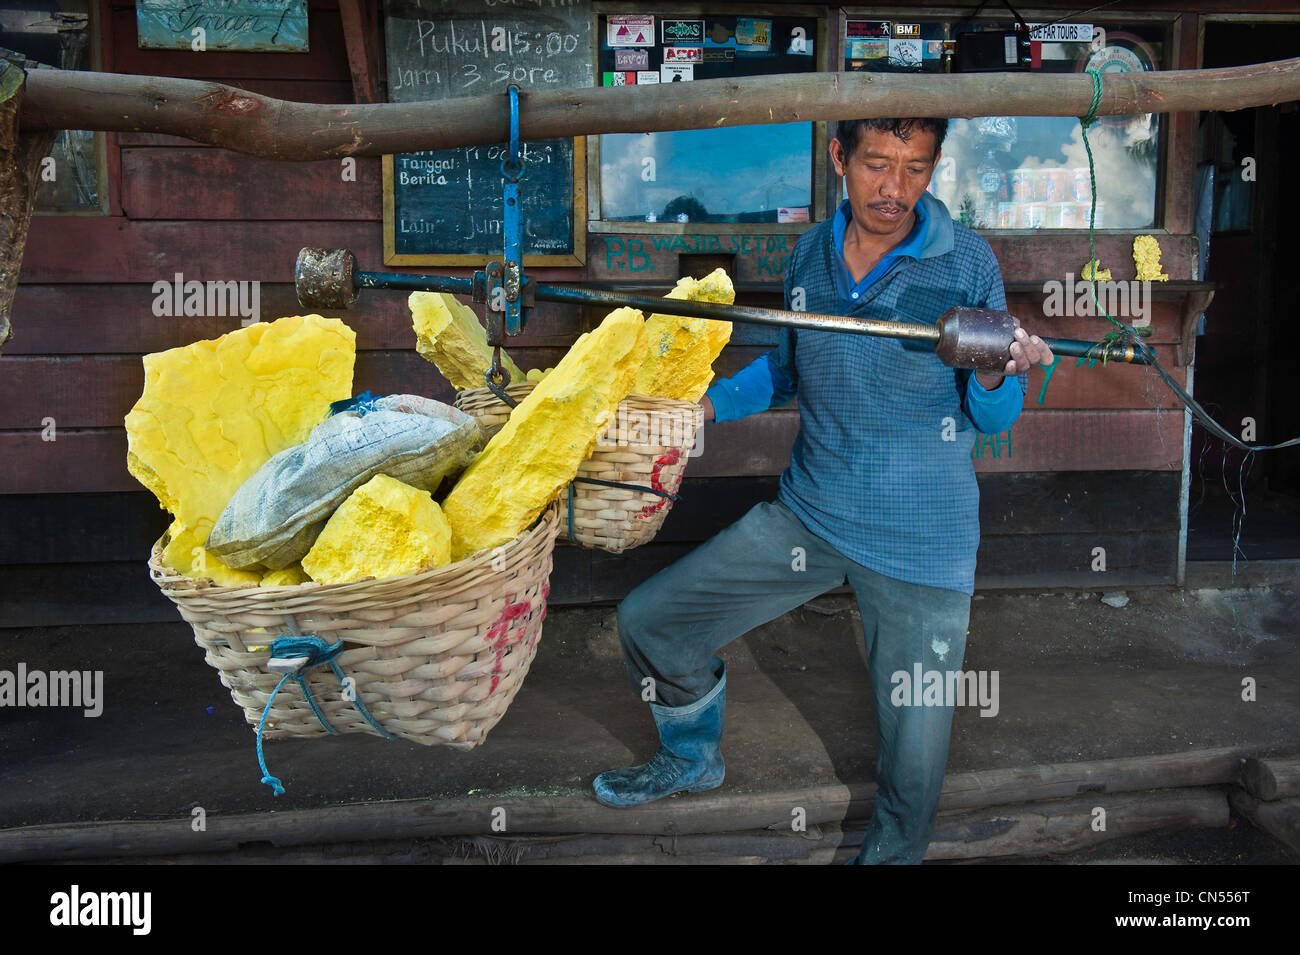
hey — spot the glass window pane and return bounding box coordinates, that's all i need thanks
[929,114,1159,230]
[600,124,813,223]
[597,13,819,225]
[845,18,1166,231]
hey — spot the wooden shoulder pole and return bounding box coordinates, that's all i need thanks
[16,57,1300,161]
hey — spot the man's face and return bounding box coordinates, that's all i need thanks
[830,125,939,238]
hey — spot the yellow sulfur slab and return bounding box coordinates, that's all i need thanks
[261,564,312,587]
[1133,235,1170,281]
[125,315,356,582]
[1080,259,1111,282]
[633,269,735,402]
[301,473,452,584]
[442,307,648,560]
[411,292,525,391]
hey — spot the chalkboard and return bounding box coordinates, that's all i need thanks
[381,0,592,265]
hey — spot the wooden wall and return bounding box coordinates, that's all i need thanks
[0,0,1200,627]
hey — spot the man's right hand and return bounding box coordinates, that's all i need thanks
[700,395,716,423]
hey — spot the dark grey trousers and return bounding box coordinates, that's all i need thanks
[615,499,972,863]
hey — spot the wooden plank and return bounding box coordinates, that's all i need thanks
[591,232,801,286]
[0,349,577,429]
[121,148,381,220]
[0,747,1251,862]
[930,788,1229,860]
[986,234,1201,283]
[1241,756,1300,801]
[0,406,1187,494]
[690,410,798,478]
[976,532,1178,588]
[20,218,590,284]
[0,493,169,565]
[589,233,1203,287]
[0,562,180,628]
[1023,347,1185,410]
[0,431,136,494]
[0,471,1179,566]
[972,410,1186,473]
[978,471,1180,535]
[1163,13,1200,237]
[1013,302,1185,345]
[339,0,382,104]
[1229,790,1300,853]
[5,285,589,355]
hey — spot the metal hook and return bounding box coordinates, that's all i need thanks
[501,84,524,183]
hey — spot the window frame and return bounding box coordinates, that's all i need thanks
[23,1,110,217]
[840,5,1181,236]
[586,1,831,235]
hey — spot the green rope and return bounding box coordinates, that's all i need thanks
[1073,70,1297,457]
[1079,68,1152,364]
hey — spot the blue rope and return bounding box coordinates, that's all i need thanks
[328,390,379,417]
[254,635,394,796]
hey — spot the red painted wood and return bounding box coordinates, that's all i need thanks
[973,409,1185,473]
[20,217,589,284]
[1024,347,1186,410]
[1164,14,1201,236]
[0,342,775,429]
[121,148,382,220]
[986,234,1201,283]
[1012,303,1183,344]
[6,284,593,355]
[0,402,1185,494]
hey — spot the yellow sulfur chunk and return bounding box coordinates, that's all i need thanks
[1080,259,1111,282]
[301,473,452,584]
[126,315,356,581]
[442,307,648,560]
[261,564,311,587]
[411,292,525,391]
[163,518,261,587]
[1133,235,1170,281]
[525,367,554,383]
[633,269,735,402]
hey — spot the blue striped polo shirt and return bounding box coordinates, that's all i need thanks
[704,192,1026,594]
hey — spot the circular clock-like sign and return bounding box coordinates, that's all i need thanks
[1076,31,1159,128]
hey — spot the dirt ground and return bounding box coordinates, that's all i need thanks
[1,578,1297,863]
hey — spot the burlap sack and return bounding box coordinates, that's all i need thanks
[206,395,482,570]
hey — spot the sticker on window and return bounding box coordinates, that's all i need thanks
[608,15,653,47]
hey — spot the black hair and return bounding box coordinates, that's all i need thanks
[835,118,949,161]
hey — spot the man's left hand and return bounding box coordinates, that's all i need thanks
[974,320,1054,390]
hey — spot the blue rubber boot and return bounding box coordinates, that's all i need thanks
[593,661,726,808]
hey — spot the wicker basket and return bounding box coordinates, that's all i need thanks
[455,381,539,440]
[455,383,701,553]
[149,502,560,749]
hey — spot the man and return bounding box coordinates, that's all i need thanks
[592,118,1054,864]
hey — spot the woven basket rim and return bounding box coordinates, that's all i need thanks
[457,382,702,411]
[149,500,560,599]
